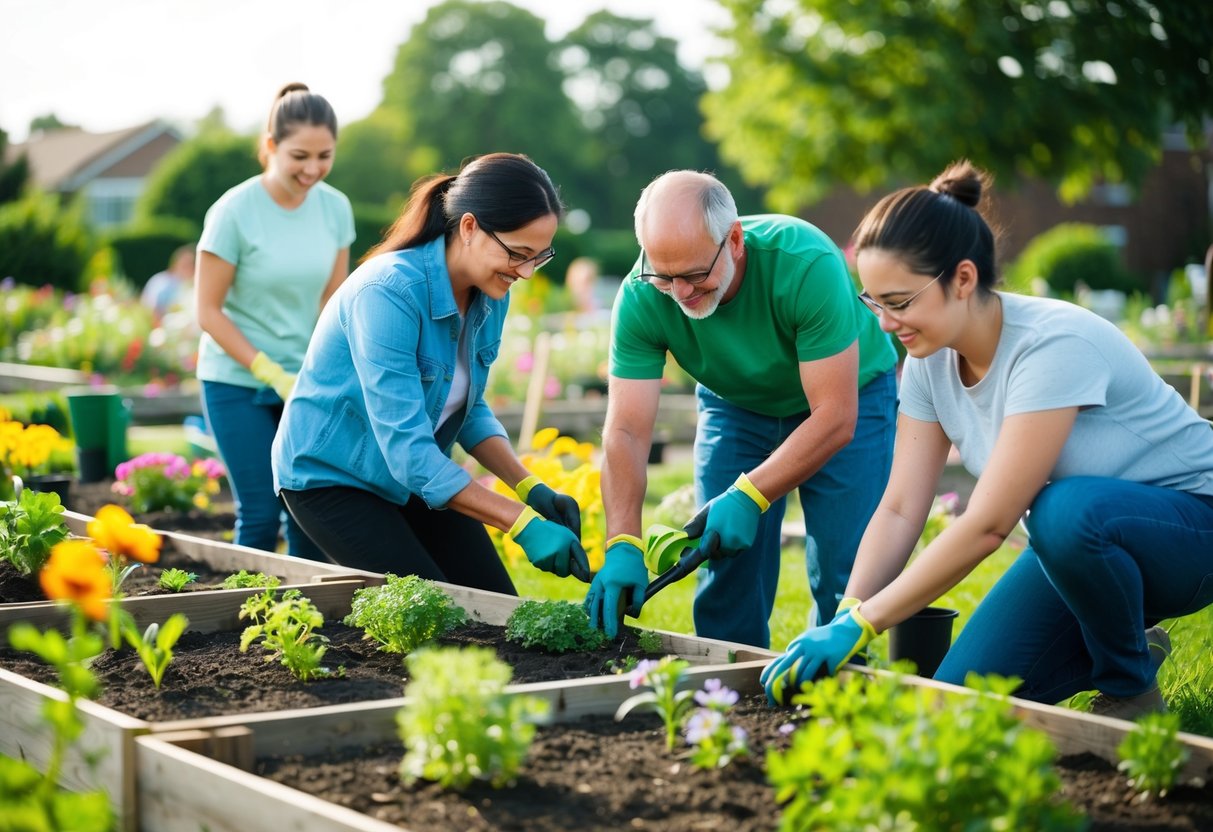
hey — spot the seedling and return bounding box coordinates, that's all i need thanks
[221,570,280,589]
[616,656,695,751]
[239,589,334,681]
[122,614,188,689]
[684,679,749,769]
[505,599,608,653]
[397,646,548,789]
[158,568,198,592]
[344,573,466,654]
[1117,711,1188,800]
[0,489,69,575]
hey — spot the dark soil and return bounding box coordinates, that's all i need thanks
[61,476,237,541]
[255,699,1213,832]
[0,621,662,723]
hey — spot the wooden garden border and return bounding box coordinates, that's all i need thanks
[131,662,1213,832]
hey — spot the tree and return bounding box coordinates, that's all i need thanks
[324,109,417,211]
[704,0,1213,210]
[0,128,29,205]
[135,131,261,231]
[28,113,76,134]
[378,0,598,216]
[559,11,757,220]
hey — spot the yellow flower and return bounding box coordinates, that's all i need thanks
[87,504,163,564]
[549,436,580,458]
[41,540,112,621]
[531,427,559,451]
[192,492,210,510]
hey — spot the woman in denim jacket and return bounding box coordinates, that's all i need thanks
[273,153,589,590]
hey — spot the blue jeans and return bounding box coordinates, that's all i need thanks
[936,477,1213,701]
[201,381,323,559]
[692,370,897,648]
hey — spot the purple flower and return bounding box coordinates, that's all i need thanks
[629,659,659,689]
[684,708,724,744]
[694,678,739,709]
[778,723,796,735]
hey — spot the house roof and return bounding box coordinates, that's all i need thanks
[5,121,181,191]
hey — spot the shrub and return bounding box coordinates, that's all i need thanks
[1005,223,1139,296]
[135,132,260,229]
[0,192,93,291]
[344,573,467,654]
[505,599,609,653]
[350,202,396,263]
[107,217,198,288]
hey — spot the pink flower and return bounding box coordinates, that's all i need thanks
[516,352,534,372]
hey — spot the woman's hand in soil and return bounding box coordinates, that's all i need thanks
[583,536,649,639]
[682,473,769,560]
[510,507,592,582]
[761,605,877,705]
[515,475,582,538]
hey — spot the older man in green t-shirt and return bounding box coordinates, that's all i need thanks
[584,171,898,648]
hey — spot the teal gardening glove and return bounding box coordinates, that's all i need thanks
[515,474,581,538]
[683,473,770,559]
[510,507,592,583]
[761,599,877,706]
[583,535,649,639]
[250,351,296,402]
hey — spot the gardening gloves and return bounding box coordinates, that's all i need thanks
[683,473,769,560]
[514,474,581,538]
[250,351,296,402]
[761,601,877,706]
[583,535,649,639]
[510,506,592,583]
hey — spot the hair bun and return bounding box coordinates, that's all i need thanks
[276,82,310,99]
[929,160,987,208]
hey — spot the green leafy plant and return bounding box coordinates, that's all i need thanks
[121,614,188,689]
[239,589,334,681]
[636,629,664,654]
[767,671,1084,831]
[684,678,749,770]
[221,570,280,590]
[343,573,466,654]
[505,599,609,653]
[1117,711,1189,801]
[112,453,226,513]
[397,646,549,789]
[615,656,695,751]
[0,488,69,575]
[157,567,198,592]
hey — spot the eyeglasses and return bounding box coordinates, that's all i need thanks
[481,226,555,271]
[637,235,728,286]
[858,269,946,317]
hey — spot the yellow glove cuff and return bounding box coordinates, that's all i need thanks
[508,506,541,538]
[848,604,879,646]
[734,473,771,513]
[838,596,862,613]
[606,534,645,551]
[250,351,283,383]
[514,474,542,502]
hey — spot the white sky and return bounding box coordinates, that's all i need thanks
[0,0,732,143]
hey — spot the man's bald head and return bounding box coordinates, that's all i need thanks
[634,170,738,251]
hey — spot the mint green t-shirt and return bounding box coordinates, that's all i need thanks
[196,177,355,387]
[611,215,896,417]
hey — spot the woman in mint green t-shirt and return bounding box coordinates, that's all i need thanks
[196,82,354,558]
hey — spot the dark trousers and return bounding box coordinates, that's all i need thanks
[280,485,517,595]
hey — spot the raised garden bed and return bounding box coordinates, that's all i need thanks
[133,666,1213,832]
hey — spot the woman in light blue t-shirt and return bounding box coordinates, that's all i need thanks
[763,161,1213,719]
[196,83,354,558]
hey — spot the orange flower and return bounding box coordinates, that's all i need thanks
[41,540,112,621]
[87,504,162,564]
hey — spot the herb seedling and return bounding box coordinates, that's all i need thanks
[684,679,749,769]
[767,672,1084,831]
[636,629,664,654]
[0,489,69,575]
[505,599,608,653]
[616,656,695,751]
[1117,711,1188,801]
[122,614,188,689]
[239,589,333,681]
[343,573,466,654]
[221,570,280,589]
[397,646,549,789]
[158,568,198,592]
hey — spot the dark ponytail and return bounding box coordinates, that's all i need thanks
[852,159,999,293]
[362,152,562,263]
[258,82,338,167]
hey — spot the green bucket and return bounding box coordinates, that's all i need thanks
[64,386,131,482]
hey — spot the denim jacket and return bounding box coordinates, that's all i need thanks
[272,235,508,507]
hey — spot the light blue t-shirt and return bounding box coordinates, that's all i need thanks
[196,176,355,387]
[900,292,1213,496]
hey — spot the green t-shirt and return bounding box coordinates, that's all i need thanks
[196,176,355,387]
[611,214,896,417]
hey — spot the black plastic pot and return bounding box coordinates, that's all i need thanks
[887,606,959,678]
[77,447,110,484]
[27,474,74,505]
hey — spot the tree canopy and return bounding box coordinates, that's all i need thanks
[703,0,1213,209]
